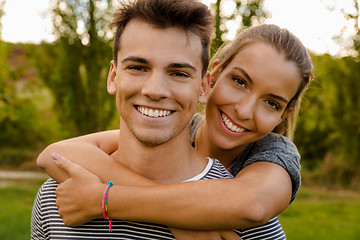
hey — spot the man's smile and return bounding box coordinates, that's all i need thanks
[136,106,173,118]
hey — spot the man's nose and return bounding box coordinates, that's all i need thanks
[141,71,171,100]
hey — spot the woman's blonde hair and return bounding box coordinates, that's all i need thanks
[211,24,314,140]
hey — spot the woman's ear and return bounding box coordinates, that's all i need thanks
[107,60,117,95]
[279,108,294,124]
[198,71,211,104]
[210,59,220,87]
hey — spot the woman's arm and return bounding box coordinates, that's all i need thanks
[54,153,291,230]
[37,130,154,186]
[40,131,292,230]
[53,154,242,240]
[107,161,291,230]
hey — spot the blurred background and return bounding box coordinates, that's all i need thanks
[0,0,359,239]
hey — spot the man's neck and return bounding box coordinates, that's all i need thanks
[111,125,207,184]
[196,121,247,169]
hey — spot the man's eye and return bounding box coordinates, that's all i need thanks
[128,65,146,71]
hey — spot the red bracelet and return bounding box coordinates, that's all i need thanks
[102,181,114,232]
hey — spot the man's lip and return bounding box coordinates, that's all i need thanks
[136,105,173,118]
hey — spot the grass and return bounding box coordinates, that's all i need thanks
[279,186,360,239]
[0,178,359,240]
[0,178,46,240]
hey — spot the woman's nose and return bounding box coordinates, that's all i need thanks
[234,96,255,120]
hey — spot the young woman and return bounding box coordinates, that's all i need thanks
[37,24,313,239]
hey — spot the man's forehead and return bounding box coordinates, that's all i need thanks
[117,19,203,71]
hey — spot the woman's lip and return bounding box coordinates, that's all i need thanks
[219,111,248,136]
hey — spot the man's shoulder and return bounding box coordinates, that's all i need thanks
[201,158,234,180]
[36,178,58,197]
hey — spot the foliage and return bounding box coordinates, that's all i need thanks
[344,0,360,56]
[1,2,63,154]
[295,53,360,187]
[36,0,116,136]
[210,0,269,56]
[0,43,62,151]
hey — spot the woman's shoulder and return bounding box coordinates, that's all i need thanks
[252,133,299,156]
[188,113,203,145]
[243,133,301,203]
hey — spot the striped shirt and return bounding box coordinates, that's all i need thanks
[31,158,285,239]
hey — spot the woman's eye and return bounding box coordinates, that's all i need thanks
[266,100,280,110]
[233,77,247,88]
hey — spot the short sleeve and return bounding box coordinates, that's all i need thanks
[231,133,301,203]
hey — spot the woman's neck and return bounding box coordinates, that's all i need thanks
[195,120,248,170]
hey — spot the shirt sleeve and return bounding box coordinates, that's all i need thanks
[240,134,301,203]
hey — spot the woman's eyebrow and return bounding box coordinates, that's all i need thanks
[233,67,252,84]
[268,94,289,104]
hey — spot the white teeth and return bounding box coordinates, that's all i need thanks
[137,106,171,118]
[221,113,246,133]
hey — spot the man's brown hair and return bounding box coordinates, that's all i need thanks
[111,0,214,77]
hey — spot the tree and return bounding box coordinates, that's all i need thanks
[345,0,360,54]
[335,0,360,170]
[0,0,13,141]
[1,2,53,148]
[37,0,116,136]
[209,0,269,55]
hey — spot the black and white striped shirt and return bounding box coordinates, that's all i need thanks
[31,158,285,239]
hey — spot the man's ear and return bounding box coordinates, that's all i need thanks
[107,60,117,95]
[198,71,211,104]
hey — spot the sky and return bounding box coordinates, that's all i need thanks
[1,0,358,56]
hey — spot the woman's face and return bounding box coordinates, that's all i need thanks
[205,41,301,150]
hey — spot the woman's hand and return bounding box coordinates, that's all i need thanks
[52,153,105,227]
[170,227,242,240]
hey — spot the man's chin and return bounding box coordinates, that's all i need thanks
[134,134,172,147]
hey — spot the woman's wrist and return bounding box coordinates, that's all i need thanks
[90,182,109,220]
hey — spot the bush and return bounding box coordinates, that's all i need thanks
[0,148,35,168]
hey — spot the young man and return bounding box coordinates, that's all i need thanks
[31,0,239,239]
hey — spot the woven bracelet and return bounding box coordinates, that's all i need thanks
[102,181,114,232]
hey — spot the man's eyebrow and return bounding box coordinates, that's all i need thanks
[168,63,197,72]
[121,56,149,64]
[233,67,289,104]
[120,57,197,73]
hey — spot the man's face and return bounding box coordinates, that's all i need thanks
[108,19,204,146]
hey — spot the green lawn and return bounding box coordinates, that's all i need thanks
[0,179,45,240]
[279,187,360,239]
[0,179,359,240]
